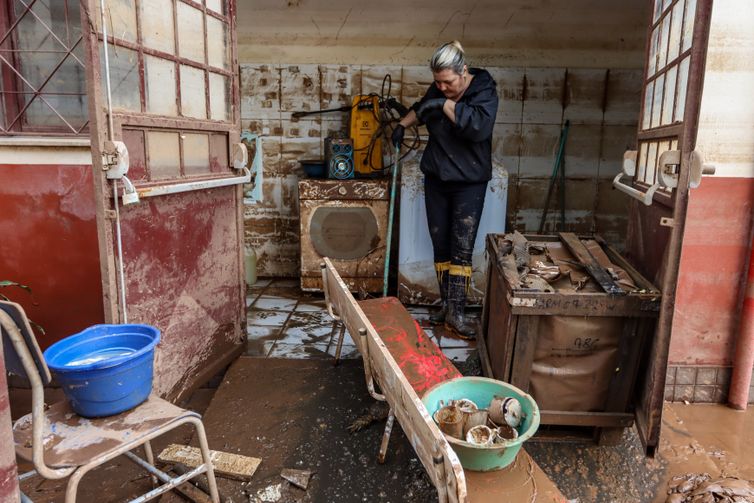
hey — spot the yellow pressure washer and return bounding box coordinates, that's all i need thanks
[291,75,414,177]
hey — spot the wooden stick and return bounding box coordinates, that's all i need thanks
[158,444,261,482]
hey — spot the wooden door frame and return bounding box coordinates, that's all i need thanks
[633,0,713,456]
[79,0,243,326]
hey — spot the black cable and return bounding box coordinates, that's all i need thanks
[305,73,422,175]
[341,73,421,175]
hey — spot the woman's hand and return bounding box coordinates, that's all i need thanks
[416,98,447,123]
[391,124,405,147]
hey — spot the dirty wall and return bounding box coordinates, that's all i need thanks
[241,64,642,277]
[236,0,647,69]
[0,144,104,348]
[664,0,754,404]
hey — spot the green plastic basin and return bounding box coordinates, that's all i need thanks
[421,376,540,471]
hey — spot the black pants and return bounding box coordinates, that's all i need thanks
[424,175,487,267]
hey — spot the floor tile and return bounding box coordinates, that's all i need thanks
[263,287,302,299]
[410,311,434,323]
[268,343,330,359]
[330,325,356,347]
[246,325,282,340]
[247,309,290,327]
[327,344,360,360]
[271,279,300,288]
[253,296,298,311]
[440,337,476,349]
[441,347,475,362]
[433,327,474,348]
[278,323,334,345]
[288,310,331,325]
[295,300,326,312]
[245,339,276,357]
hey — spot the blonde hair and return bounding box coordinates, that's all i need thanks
[430,41,466,75]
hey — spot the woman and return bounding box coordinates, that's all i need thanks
[392,41,498,340]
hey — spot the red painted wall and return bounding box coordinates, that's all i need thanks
[0,164,104,348]
[669,177,754,366]
[0,348,19,503]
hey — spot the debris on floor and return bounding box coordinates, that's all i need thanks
[164,467,215,503]
[281,468,313,490]
[665,473,754,502]
[347,401,390,433]
[158,443,262,481]
[250,483,282,503]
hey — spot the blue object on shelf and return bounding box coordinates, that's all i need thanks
[43,324,161,418]
[299,159,327,178]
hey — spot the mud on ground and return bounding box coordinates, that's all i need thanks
[192,357,437,503]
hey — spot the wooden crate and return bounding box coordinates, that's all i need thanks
[478,232,661,443]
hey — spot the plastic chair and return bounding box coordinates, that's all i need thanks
[0,300,220,503]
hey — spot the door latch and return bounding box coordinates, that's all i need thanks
[102,140,129,180]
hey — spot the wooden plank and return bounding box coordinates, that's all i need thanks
[480,243,492,356]
[508,316,540,392]
[491,234,523,289]
[323,259,466,503]
[596,236,661,293]
[603,318,642,413]
[281,468,312,490]
[539,411,635,428]
[558,232,626,296]
[476,324,494,379]
[511,230,530,272]
[596,318,645,445]
[501,313,518,383]
[482,264,517,381]
[157,444,261,482]
[507,292,660,317]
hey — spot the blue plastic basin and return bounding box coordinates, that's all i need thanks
[43,324,161,418]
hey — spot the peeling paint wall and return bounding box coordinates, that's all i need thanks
[237,0,647,68]
[0,149,104,349]
[668,0,754,368]
[241,64,642,276]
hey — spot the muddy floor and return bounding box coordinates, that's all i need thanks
[180,357,437,503]
[14,354,754,502]
[172,355,670,503]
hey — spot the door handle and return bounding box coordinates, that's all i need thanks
[612,150,661,206]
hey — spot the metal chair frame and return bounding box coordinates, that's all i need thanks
[0,302,220,503]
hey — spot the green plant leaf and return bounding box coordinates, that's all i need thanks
[0,281,32,294]
[28,320,46,336]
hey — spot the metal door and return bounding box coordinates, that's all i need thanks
[80,0,247,400]
[620,0,713,455]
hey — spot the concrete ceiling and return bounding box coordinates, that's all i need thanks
[237,0,650,68]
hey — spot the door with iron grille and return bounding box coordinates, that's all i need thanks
[624,0,713,455]
[79,0,246,399]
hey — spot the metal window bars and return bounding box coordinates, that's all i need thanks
[0,0,88,135]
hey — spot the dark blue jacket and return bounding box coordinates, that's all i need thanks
[414,68,498,183]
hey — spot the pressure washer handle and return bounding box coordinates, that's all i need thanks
[291,106,351,119]
[383,144,401,297]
